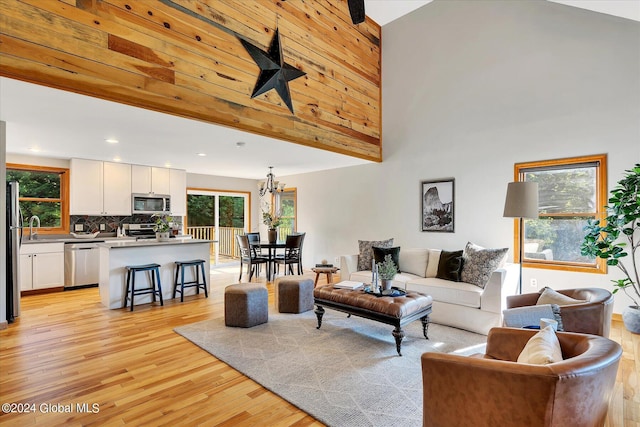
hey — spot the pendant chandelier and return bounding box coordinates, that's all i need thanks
[258,166,285,197]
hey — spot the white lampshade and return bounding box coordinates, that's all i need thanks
[503,181,539,219]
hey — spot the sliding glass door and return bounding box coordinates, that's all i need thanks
[187,189,249,265]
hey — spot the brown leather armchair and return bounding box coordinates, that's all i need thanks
[507,288,613,337]
[422,327,622,427]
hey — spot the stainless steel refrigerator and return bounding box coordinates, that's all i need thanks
[6,181,22,323]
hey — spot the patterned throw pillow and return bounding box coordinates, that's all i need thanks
[358,239,393,271]
[460,242,508,288]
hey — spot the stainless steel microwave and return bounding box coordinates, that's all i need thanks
[132,193,171,215]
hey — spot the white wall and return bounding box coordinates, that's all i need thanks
[281,0,640,314]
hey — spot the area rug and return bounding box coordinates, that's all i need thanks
[174,310,486,427]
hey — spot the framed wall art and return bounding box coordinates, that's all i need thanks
[421,178,455,232]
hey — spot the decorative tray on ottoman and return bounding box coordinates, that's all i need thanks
[364,287,407,298]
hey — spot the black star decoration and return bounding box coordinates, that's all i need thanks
[239,29,306,114]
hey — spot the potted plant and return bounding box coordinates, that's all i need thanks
[377,254,398,291]
[262,209,282,243]
[152,213,173,242]
[581,164,639,333]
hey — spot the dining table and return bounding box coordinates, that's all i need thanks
[250,241,286,281]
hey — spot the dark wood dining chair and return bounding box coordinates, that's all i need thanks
[246,232,261,252]
[246,232,263,275]
[274,233,304,276]
[236,234,268,281]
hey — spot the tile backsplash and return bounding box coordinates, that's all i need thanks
[70,215,182,233]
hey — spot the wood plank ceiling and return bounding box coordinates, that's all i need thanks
[0,0,382,161]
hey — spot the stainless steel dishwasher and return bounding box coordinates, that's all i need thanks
[64,241,104,288]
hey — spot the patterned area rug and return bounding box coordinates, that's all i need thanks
[174,310,486,427]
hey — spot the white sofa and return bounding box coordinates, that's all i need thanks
[340,248,519,335]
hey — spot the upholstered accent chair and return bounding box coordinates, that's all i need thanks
[507,288,614,337]
[421,327,622,427]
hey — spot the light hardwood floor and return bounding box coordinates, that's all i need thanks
[0,267,638,426]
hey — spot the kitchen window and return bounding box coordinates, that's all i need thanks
[514,154,607,273]
[6,164,70,234]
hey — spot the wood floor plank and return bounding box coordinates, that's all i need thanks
[0,265,635,426]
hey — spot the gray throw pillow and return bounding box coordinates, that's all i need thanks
[460,242,508,288]
[358,239,393,271]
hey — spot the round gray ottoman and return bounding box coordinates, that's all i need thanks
[224,283,268,328]
[276,278,314,313]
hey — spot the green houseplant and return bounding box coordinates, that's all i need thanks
[152,213,174,241]
[377,254,398,291]
[581,164,639,333]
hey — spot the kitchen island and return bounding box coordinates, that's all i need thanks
[98,239,213,309]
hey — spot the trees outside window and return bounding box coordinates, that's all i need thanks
[515,154,607,273]
[275,189,296,240]
[6,164,69,234]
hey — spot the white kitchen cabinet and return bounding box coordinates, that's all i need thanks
[70,159,132,215]
[169,169,187,216]
[70,158,103,215]
[131,165,170,195]
[103,162,132,215]
[20,243,64,291]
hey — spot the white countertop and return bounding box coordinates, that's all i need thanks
[22,235,197,244]
[98,239,214,249]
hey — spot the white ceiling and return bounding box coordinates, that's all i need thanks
[2,1,638,180]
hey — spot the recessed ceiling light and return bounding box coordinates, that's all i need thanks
[28,147,41,152]
[164,162,172,168]
[106,138,119,144]
[113,157,122,162]
[197,153,207,157]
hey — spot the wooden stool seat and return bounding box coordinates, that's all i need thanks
[312,267,339,287]
[124,263,163,311]
[173,259,208,302]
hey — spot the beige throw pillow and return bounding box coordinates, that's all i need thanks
[425,249,442,278]
[517,326,563,365]
[537,287,587,306]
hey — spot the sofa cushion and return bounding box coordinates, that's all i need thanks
[425,249,441,278]
[517,326,563,365]
[373,246,401,272]
[398,248,429,277]
[537,287,587,306]
[461,242,508,288]
[436,250,463,281]
[358,238,393,271]
[408,278,482,308]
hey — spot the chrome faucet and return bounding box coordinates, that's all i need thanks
[29,215,40,240]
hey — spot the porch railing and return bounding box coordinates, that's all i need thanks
[186,226,295,260]
[186,226,244,259]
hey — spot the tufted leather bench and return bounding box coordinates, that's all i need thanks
[313,285,433,356]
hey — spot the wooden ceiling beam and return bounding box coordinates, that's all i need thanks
[0,0,382,161]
